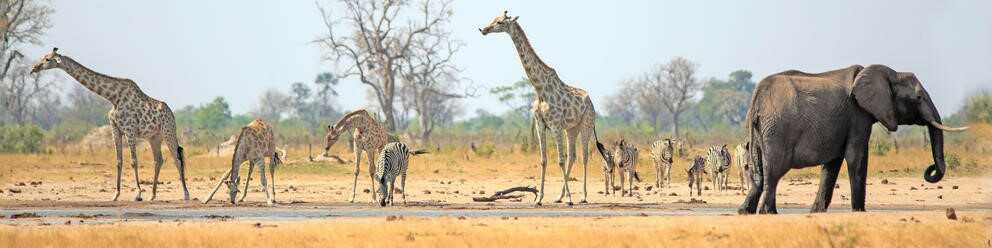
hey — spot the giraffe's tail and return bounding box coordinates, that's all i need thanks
[177,146,186,169]
[593,127,614,169]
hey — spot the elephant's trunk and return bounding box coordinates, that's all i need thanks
[919,98,951,183]
[923,125,945,183]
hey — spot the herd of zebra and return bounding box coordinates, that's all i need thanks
[604,138,753,198]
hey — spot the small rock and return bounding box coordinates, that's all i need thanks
[945,208,957,220]
[478,190,485,195]
[633,186,640,190]
[453,190,459,194]
[668,192,678,196]
[645,186,653,191]
[386,215,400,221]
[7,188,21,194]
[363,189,371,193]
[432,169,439,174]
[423,190,432,195]
[937,195,943,199]
[457,216,466,220]
[834,184,840,189]
[15,182,25,186]
[910,187,918,190]
[952,185,959,190]
[881,179,889,184]
[937,186,943,189]
[704,186,710,190]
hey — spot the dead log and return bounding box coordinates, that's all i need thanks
[472,186,539,202]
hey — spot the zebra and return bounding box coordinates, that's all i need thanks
[613,139,640,196]
[686,155,706,197]
[650,138,675,189]
[706,145,732,191]
[734,143,752,193]
[374,142,428,207]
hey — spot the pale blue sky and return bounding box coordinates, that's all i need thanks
[25,0,992,116]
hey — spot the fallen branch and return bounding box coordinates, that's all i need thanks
[311,153,350,164]
[472,186,538,202]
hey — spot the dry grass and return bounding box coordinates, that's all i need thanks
[1,211,988,247]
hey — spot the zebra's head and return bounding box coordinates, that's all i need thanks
[376,174,388,207]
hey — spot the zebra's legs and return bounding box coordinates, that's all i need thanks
[401,173,407,205]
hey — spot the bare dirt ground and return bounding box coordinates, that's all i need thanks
[1,144,990,247]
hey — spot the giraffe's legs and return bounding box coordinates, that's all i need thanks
[239,161,254,202]
[111,127,124,201]
[270,154,278,204]
[203,168,233,204]
[556,129,577,204]
[127,137,143,202]
[166,137,190,201]
[367,150,378,204]
[551,129,571,205]
[149,137,164,201]
[534,119,549,206]
[259,159,274,206]
[349,149,363,203]
[579,129,591,204]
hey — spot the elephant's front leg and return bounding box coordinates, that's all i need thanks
[811,158,844,213]
[846,145,870,212]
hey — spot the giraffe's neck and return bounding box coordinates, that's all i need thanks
[506,23,563,94]
[56,55,130,104]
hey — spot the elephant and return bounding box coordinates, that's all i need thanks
[738,64,967,214]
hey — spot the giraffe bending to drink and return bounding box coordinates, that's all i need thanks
[31,48,190,201]
[480,11,612,205]
[325,109,391,203]
[202,119,280,205]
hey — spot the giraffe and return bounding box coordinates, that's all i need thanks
[325,109,391,203]
[480,11,611,205]
[30,47,190,201]
[201,119,281,206]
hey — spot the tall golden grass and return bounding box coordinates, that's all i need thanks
[0,211,987,247]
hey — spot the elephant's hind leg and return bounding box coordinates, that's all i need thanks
[811,157,844,213]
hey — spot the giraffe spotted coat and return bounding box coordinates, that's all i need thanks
[481,11,612,205]
[325,109,391,203]
[31,48,190,201]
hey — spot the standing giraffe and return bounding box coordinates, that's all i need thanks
[480,11,611,205]
[30,48,190,201]
[325,109,391,203]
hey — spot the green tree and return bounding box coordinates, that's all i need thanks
[960,90,992,124]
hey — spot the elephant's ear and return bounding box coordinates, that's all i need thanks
[851,65,898,131]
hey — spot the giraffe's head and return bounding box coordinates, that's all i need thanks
[30,47,62,74]
[324,124,343,153]
[479,10,519,35]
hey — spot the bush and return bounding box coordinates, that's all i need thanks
[945,153,961,170]
[0,125,45,153]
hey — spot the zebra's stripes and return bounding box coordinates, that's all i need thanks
[706,145,732,192]
[374,142,427,206]
[687,156,706,197]
[650,139,674,189]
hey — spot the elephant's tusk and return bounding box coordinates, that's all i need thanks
[929,121,969,132]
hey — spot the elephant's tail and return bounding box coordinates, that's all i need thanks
[747,116,763,190]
